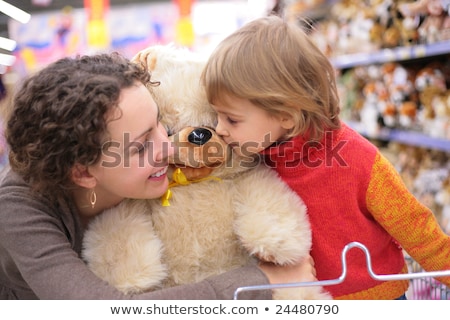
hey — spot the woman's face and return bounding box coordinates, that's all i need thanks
[89,83,174,200]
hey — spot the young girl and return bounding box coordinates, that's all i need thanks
[201,15,450,299]
[0,52,315,299]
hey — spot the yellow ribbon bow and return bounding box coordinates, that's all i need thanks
[161,168,222,206]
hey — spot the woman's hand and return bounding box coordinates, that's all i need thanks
[258,254,317,284]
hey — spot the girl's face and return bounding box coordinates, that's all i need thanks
[212,94,293,157]
[88,83,174,201]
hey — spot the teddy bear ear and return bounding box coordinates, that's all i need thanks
[131,47,158,72]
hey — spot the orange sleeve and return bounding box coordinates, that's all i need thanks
[366,152,450,285]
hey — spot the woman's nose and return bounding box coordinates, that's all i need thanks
[156,133,175,162]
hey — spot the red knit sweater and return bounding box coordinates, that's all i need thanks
[262,123,450,299]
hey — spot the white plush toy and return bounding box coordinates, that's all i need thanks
[82,45,331,300]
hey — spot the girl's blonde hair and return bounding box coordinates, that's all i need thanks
[202,15,340,141]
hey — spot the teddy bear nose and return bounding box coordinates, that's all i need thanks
[188,128,213,145]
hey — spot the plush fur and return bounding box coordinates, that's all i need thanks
[82,44,331,300]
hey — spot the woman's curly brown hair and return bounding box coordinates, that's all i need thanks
[6,52,154,201]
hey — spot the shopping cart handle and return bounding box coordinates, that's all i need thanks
[233,241,450,300]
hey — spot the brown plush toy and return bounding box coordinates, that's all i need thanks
[82,45,331,300]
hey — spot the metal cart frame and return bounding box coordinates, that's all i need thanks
[405,255,450,299]
[234,242,450,300]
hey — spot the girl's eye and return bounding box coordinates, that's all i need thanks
[227,117,238,125]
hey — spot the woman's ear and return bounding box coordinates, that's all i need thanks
[71,163,97,189]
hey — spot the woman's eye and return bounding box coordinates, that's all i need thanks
[138,146,146,154]
[137,137,151,155]
[132,143,145,155]
[165,126,174,136]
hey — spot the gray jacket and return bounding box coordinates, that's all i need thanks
[0,168,270,300]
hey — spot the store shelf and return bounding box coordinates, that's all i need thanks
[336,41,450,152]
[331,41,450,69]
[346,121,450,153]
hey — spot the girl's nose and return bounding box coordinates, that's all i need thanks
[215,120,228,137]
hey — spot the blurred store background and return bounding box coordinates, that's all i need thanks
[1,0,274,77]
[0,0,279,170]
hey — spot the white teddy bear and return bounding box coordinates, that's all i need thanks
[82,44,331,300]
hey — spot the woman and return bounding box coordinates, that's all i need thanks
[0,52,315,299]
